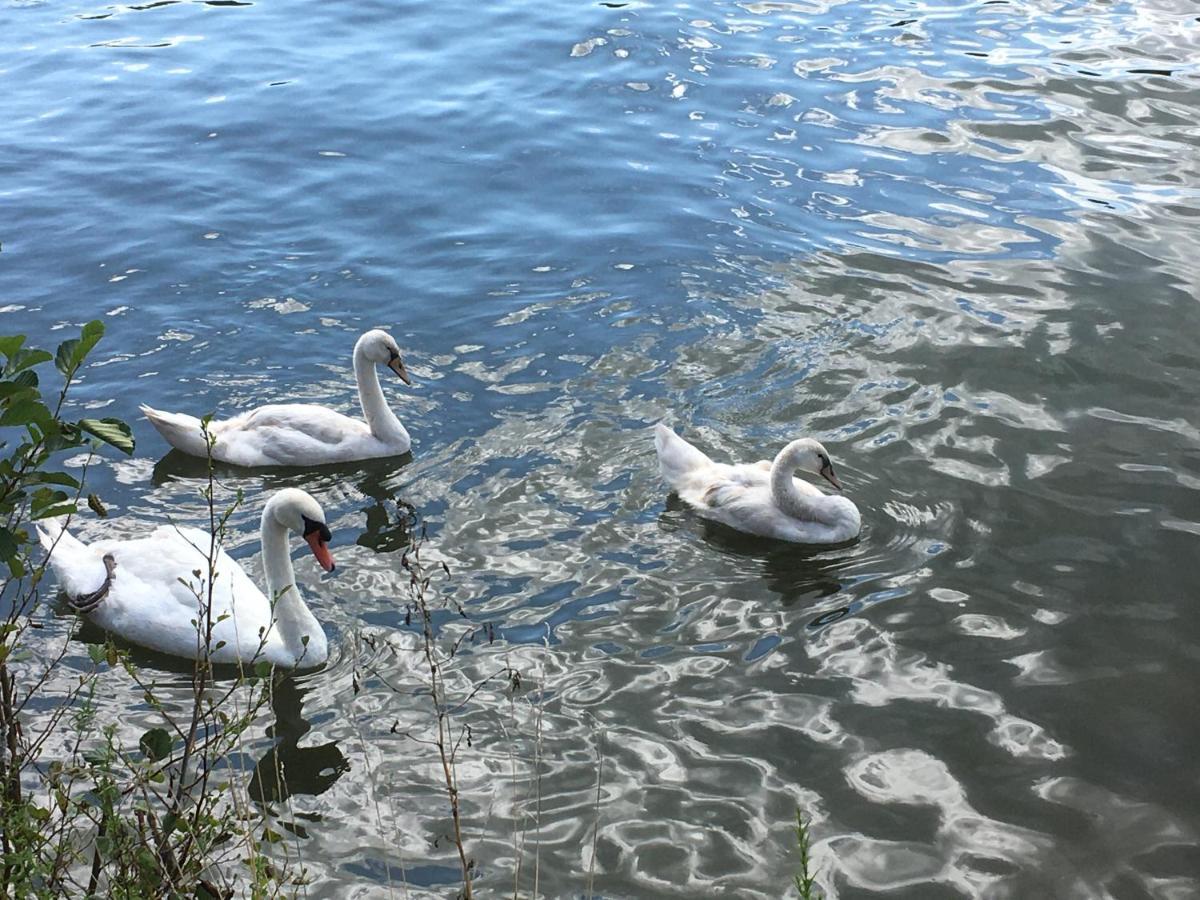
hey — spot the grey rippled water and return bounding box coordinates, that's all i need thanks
[5,0,1200,895]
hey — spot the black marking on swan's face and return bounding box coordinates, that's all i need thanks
[302,514,332,544]
[385,344,412,385]
[816,451,842,490]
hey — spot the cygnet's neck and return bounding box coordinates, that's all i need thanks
[260,512,327,666]
[354,342,409,446]
[769,440,849,528]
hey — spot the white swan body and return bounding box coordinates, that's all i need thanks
[654,424,861,544]
[141,330,412,467]
[38,489,334,668]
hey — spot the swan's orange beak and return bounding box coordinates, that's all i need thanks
[305,532,335,572]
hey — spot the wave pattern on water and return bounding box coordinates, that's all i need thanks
[6,0,1200,895]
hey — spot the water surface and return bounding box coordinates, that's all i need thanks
[5,0,1200,896]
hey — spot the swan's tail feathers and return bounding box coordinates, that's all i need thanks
[36,519,105,601]
[140,404,210,458]
[653,423,712,488]
[37,517,89,557]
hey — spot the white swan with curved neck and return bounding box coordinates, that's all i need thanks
[140,330,413,467]
[37,489,333,668]
[654,424,861,544]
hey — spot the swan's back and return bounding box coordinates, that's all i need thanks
[40,522,275,661]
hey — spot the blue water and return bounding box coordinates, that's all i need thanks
[7,0,1200,895]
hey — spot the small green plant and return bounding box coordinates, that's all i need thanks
[794,808,822,900]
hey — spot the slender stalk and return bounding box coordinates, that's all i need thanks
[794,809,821,900]
[586,726,605,897]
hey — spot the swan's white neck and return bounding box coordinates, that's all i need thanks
[354,343,409,446]
[261,514,326,666]
[770,441,846,528]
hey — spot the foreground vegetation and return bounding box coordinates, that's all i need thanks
[0,324,295,897]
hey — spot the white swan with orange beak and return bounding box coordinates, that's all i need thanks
[38,489,333,668]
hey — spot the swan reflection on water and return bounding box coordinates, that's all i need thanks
[151,447,419,555]
[249,674,349,805]
[659,490,855,607]
[58,615,350,804]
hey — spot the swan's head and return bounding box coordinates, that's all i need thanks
[357,329,412,385]
[780,438,843,491]
[266,488,335,572]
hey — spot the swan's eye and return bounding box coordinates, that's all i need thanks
[388,347,400,362]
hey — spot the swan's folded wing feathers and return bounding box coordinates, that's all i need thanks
[220,405,373,465]
[700,478,748,509]
[238,405,363,445]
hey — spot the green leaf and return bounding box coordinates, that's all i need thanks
[77,418,134,455]
[34,502,77,520]
[87,644,106,664]
[0,527,17,561]
[27,470,80,489]
[31,488,70,516]
[11,369,39,389]
[253,660,272,679]
[0,398,53,429]
[139,727,172,762]
[0,380,38,405]
[54,321,104,377]
[5,348,53,377]
[0,335,25,359]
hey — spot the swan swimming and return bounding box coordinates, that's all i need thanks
[654,423,861,544]
[141,329,412,467]
[38,488,334,668]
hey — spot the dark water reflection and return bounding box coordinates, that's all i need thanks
[7,0,1200,895]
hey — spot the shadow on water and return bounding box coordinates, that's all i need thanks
[659,491,854,605]
[150,449,419,552]
[65,610,349,802]
[248,674,349,804]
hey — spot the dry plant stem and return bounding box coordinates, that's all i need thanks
[163,423,223,882]
[530,633,549,900]
[505,650,524,900]
[412,547,473,900]
[586,725,605,897]
[350,632,410,900]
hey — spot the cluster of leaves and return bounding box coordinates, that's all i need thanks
[0,321,133,578]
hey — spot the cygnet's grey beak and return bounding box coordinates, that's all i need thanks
[821,464,843,491]
[387,354,412,385]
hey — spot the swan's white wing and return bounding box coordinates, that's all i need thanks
[214,404,373,466]
[654,425,714,487]
[83,526,272,661]
[676,464,844,541]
